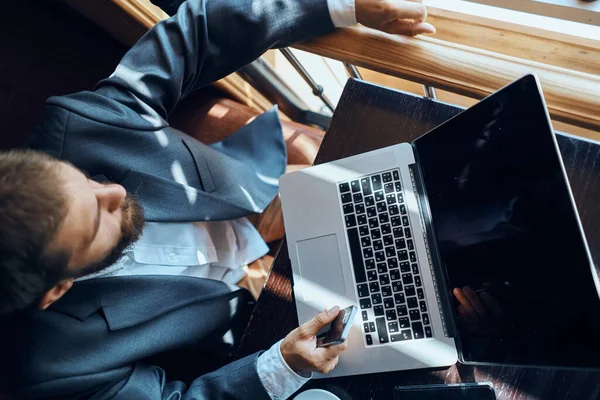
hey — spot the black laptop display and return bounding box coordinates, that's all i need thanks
[414,75,600,368]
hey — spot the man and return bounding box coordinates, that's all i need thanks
[0,0,435,398]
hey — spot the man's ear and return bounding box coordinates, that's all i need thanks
[39,278,74,310]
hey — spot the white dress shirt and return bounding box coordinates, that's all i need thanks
[78,3,357,398]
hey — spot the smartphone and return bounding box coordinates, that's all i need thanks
[316,305,357,347]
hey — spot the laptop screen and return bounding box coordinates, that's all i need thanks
[414,75,600,368]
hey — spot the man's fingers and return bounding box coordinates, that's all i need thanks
[388,0,428,22]
[453,288,478,320]
[384,20,436,36]
[480,291,503,318]
[462,286,488,320]
[300,306,340,337]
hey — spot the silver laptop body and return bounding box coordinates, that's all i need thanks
[279,143,457,378]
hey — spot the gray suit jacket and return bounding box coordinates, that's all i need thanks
[29,0,335,222]
[4,0,337,398]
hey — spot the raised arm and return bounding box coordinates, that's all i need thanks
[95,0,335,122]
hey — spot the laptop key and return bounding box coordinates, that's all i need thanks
[402,273,413,285]
[395,181,402,192]
[404,227,412,238]
[377,202,386,213]
[399,317,410,329]
[400,204,407,215]
[388,321,399,333]
[353,193,363,204]
[382,172,392,182]
[393,227,404,238]
[382,285,392,297]
[371,175,382,191]
[388,258,398,269]
[369,282,380,293]
[392,281,403,293]
[365,196,375,207]
[368,270,377,281]
[383,297,394,309]
[365,259,375,269]
[400,262,410,272]
[386,194,396,205]
[375,251,385,262]
[357,284,369,297]
[397,305,408,316]
[383,235,393,246]
[390,269,400,281]
[407,239,414,250]
[405,285,416,297]
[410,252,417,263]
[351,180,360,192]
[384,182,394,193]
[395,238,406,249]
[362,311,368,321]
[359,298,371,309]
[389,205,399,215]
[412,264,419,274]
[407,297,418,309]
[367,207,377,217]
[394,292,405,304]
[420,301,427,313]
[359,225,369,236]
[376,317,389,343]
[361,236,371,248]
[423,313,430,325]
[373,240,383,250]
[341,193,352,203]
[398,250,408,261]
[357,214,367,225]
[343,204,354,214]
[385,246,395,258]
[375,191,384,202]
[412,322,424,339]
[369,322,375,332]
[379,274,390,285]
[339,182,350,193]
[391,216,401,227]
[363,248,373,258]
[377,263,387,274]
[409,309,421,321]
[364,323,370,333]
[355,204,365,214]
[393,170,400,181]
[361,178,372,195]
[366,334,373,345]
[417,288,425,300]
[369,218,379,229]
[345,215,357,228]
[381,224,391,235]
[379,213,389,223]
[372,294,382,305]
[425,326,433,338]
[415,275,422,287]
[374,305,384,316]
[371,229,381,239]
[347,228,367,283]
[397,193,404,203]
[402,216,409,226]
[386,309,397,321]
[400,330,413,341]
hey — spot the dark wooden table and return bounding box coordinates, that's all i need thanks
[237,79,600,399]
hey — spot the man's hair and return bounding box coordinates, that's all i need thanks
[0,150,70,317]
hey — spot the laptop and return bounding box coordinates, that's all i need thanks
[279,74,600,378]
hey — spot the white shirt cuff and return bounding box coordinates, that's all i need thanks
[327,0,357,28]
[257,339,312,399]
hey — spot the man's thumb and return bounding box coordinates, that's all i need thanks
[304,306,340,336]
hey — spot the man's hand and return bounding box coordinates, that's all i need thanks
[356,0,436,36]
[281,306,348,375]
[453,285,504,335]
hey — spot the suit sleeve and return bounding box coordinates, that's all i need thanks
[95,0,335,123]
[113,353,270,400]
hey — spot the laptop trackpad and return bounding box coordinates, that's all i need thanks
[296,234,347,298]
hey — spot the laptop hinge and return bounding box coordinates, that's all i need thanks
[408,163,457,338]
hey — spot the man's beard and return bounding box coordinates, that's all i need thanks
[78,195,145,278]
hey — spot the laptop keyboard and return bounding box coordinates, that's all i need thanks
[339,169,433,346]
